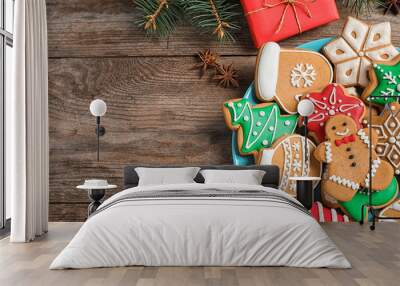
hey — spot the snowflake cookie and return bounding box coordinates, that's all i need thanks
[323,17,399,88]
[371,102,400,175]
[223,98,298,161]
[255,42,333,114]
[362,54,400,105]
[258,134,322,197]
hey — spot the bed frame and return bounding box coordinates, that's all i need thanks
[123,165,280,189]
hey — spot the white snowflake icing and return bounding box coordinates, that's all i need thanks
[290,63,316,88]
[383,71,398,85]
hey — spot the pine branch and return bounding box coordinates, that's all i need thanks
[342,0,380,16]
[135,0,182,38]
[181,0,242,42]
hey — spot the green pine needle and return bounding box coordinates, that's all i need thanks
[342,0,380,16]
[135,0,182,38]
[181,0,242,42]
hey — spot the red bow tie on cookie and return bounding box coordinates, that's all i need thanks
[335,134,356,146]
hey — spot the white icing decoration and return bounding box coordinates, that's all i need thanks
[269,126,274,131]
[253,131,258,136]
[383,71,397,85]
[284,120,291,126]
[244,115,249,121]
[237,103,242,107]
[290,63,316,88]
[364,158,381,187]
[262,140,268,146]
[257,42,280,101]
[329,175,359,191]
[357,129,371,147]
[325,142,333,163]
[259,111,265,117]
[389,136,396,144]
[256,121,262,126]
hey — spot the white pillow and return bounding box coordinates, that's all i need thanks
[135,167,200,186]
[200,169,266,185]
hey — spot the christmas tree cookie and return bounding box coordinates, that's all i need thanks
[339,177,399,222]
[362,54,400,105]
[223,98,298,161]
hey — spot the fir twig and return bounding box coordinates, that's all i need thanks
[181,0,242,42]
[342,0,380,16]
[135,0,182,38]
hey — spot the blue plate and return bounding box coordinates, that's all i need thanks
[231,38,334,166]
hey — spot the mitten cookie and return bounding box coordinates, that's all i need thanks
[304,84,365,143]
[323,16,399,88]
[257,135,322,197]
[223,98,298,161]
[255,42,333,114]
[361,54,400,106]
[370,102,400,175]
[314,114,394,202]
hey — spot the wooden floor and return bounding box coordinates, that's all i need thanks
[0,223,399,286]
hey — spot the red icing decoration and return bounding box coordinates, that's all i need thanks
[306,84,365,142]
[335,134,356,147]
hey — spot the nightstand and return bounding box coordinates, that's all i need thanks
[77,180,117,216]
[289,177,321,210]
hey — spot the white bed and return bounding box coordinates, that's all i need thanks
[50,183,351,269]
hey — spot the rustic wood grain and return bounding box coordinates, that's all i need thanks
[47,0,400,221]
[47,1,400,58]
[1,222,399,285]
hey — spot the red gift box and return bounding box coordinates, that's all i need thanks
[241,0,339,48]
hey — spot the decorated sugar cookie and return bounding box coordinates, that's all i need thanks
[223,98,298,160]
[370,102,400,175]
[255,42,333,114]
[257,135,322,197]
[323,17,399,88]
[313,114,394,202]
[361,54,400,105]
[340,177,399,222]
[304,84,365,143]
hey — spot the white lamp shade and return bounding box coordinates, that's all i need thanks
[90,99,107,117]
[297,99,315,117]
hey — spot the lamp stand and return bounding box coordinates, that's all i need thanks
[95,116,105,162]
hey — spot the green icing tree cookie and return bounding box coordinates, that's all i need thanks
[339,177,399,222]
[362,55,400,105]
[223,98,298,158]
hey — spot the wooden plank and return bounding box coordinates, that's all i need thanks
[49,55,254,219]
[47,1,400,58]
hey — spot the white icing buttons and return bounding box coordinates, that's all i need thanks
[284,120,291,126]
[252,131,258,136]
[389,136,396,144]
[259,111,265,117]
[328,110,335,116]
[269,126,274,131]
[262,140,268,146]
[244,116,249,121]
[256,121,261,126]
[237,103,242,107]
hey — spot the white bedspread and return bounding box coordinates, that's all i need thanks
[50,183,351,269]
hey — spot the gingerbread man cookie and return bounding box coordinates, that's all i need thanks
[304,84,365,143]
[255,42,333,114]
[370,102,400,175]
[323,17,399,88]
[223,98,298,161]
[362,54,400,106]
[257,134,322,197]
[314,114,394,202]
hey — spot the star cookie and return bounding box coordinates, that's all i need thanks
[362,54,400,105]
[304,84,365,143]
[323,17,399,88]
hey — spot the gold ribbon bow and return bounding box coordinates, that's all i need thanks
[245,0,315,34]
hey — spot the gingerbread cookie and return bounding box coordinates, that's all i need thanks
[380,199,400,219]
[223,98,298,160]
[361,54,400,105]
[304,84,365,143]
[340,177,398,222]
[323,17,399,88]
[257,135,322,197]
[313,114,394,202]
[370,102,400,175]
[255,42,333,114]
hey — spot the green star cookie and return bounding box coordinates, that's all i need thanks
[223,98,298,159]
[362,54,400,105]
[339,177,399,222]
